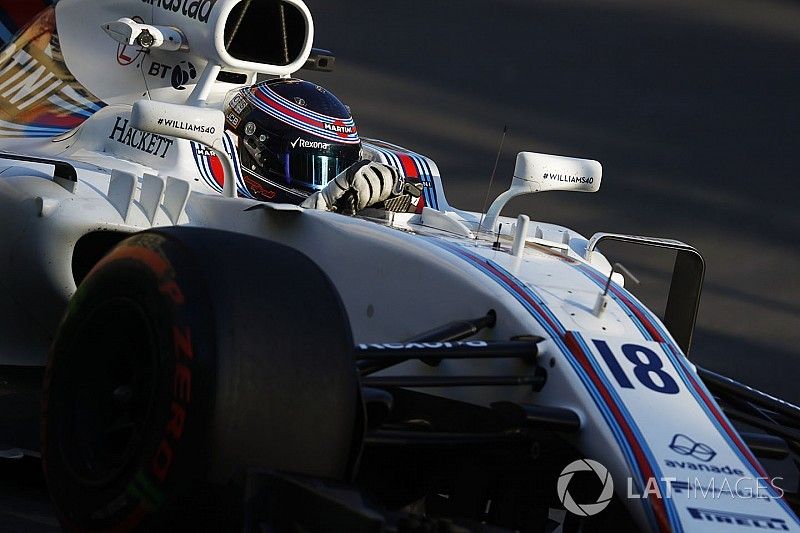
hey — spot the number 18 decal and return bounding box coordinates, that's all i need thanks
[592,340,679,395]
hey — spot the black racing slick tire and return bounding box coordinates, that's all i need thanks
[42,227,361,531]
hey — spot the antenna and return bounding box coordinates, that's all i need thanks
[492,223,504,250]
[593,262,640,317]
[477,125,508,234]
[604,262,640,295]
[138,48,153,100]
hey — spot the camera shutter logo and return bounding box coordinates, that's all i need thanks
[557,459,614,516]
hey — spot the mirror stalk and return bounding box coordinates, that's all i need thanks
[187,64,223,107]
[481,152,602,234]
[131,100,236,198]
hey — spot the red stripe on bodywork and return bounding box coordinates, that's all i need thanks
[439,242,671,532]
[577,265,664,342]
[669,346,769,479]
[604,267,767,478]
[448,247,564,336]
[609,286,664,342]
[565,333,671,533]
[580,262,771,484]
[38,115,85,129]
[397,153,418,179]
[395,153,425,212]
[209,155,224,187]
[484,261,564,336]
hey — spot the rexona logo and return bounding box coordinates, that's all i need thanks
[157,118,216,135]
[140,0,218,24]
[542,173,594,184]
[688,508,789,531]
[109,116,174,158]
[290,138,329,150]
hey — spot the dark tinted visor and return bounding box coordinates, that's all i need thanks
[285,151,353,190]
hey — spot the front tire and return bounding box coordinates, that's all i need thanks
[42,227,361,531]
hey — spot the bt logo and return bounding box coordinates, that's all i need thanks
[147,60,197,90]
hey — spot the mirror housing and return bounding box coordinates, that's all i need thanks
[481,152,602,233]
[132,100,223,146]
[57,0,314,105]
[131,100,236,198]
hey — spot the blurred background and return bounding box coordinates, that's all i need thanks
[2,1,800,528]
[303,0,800,404]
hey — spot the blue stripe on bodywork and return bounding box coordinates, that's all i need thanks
[428,238,677,531]
[572,261,800,525]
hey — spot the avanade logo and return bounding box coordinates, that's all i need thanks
[665,434,745,475]
[669,434,716,462]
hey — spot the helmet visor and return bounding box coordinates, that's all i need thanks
[284,151,354,190]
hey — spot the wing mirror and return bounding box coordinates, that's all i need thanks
[481,152,602,233]
[131,100,237,198]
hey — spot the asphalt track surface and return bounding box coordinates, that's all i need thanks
[3,0,800,530]
[304,0,800,404]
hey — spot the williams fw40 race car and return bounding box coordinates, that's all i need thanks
[0,1,799,532]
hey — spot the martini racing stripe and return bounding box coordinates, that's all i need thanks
[666,354,800,530]
[416,154,439,209]
[410,151,438,210]
[363,141,439,210]
[377,147,405,180]
[255,83,352,123]
[222,131,253,198]
[572,263,652,341]
[573,262,800,525]
[190,133,253,198]
[396,153,427,209]
[190,141,222,193]
[428,239,676,533]
[246,84,359,145]
[367,145,425,212]
[568,331,682,531]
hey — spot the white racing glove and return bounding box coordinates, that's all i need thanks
[301,161,403,215]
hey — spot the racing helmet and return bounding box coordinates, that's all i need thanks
[225,78,362,203]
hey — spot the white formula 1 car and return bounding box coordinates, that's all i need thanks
[0,1,799,532]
